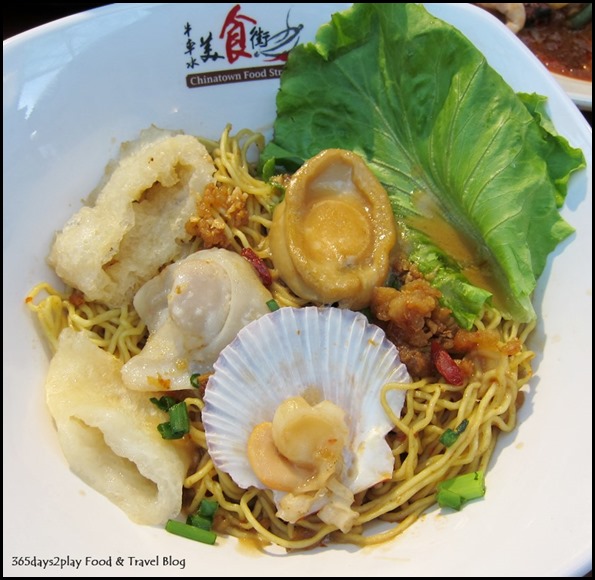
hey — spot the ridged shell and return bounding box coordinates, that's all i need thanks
[202,306,411,494]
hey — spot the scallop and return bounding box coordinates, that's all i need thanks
[268,149,397,310]
[202,306,411,532]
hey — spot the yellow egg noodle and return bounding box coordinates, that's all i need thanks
[26,282,146,362]
[195,126,307,308]
[27,126,536,551]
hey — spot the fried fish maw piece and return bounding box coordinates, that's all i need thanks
[45,328,192,525]
[49,126,215,307]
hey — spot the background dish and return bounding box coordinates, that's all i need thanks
[553,73,592,111]
[471,2,592,112]
[3,3,592,577]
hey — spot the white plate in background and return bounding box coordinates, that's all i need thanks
[553,73,592,111]
[471,3,592,111]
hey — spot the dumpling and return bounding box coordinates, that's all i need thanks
[48,126,215,307]
[45,328,192,525]
[121,248,273,391]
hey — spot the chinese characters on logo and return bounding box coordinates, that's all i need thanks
[183,3,303,71]
[220,4,256,64]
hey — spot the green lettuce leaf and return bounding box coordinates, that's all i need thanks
[262,3,585,327]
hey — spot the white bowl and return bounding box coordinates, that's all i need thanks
[3,3,592,577]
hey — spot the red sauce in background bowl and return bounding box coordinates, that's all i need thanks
[477,3,592,82]
[518,6,592,81]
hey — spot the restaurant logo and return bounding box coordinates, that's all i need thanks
[183,4,304,88]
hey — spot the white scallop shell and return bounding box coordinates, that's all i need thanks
[202,306,411,495]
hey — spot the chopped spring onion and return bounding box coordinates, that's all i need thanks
[266,299,280,312]
[190,372,211,389]
[168,402,189,433]
[198,498,219,518]
[149,395,177,412]
[261,157,286,194]
[186,514,213,530]
[151,398,190,440]
[436,487,464,510]
[190,372,212,389]
[186,499,219,532]
[437,470,486,511]
[439,418,469,447]
[165,520,217,545]
[269,180,286,194]
[156,423,178,440]
[261,157,277,182]
[439,429,459,448]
